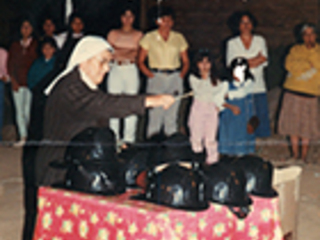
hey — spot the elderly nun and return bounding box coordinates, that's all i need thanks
[35,36,175,186]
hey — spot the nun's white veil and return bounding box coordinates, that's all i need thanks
[44,36,113,95]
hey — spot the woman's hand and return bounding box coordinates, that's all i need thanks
[147,71,155,79]
[11,77,19,91]
[223,103,240,115]
[145,94,175,110]
[0,75,9,83]
[248,52,267,68]
[231,106,241,115]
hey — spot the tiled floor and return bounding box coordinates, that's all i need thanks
[0,147,23,240]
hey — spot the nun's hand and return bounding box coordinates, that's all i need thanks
[145,95,175,110]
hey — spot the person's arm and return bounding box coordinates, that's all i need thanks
[285,45,312,77]
[138,47,154,78]
[189,74,199,91]
[179,50,189,78]
[66,81,174,120]
[145,95,175,110]
[7,43,19,91]
[136,31,144,43]
[212,81,228,111]
[27,60,39,89]
[178,34,189,78]
[248,37,268,68]
[248,52,267,68]
[306,46,320,70]
[223,103,240,115]
[106,30,112,43]
[138,34,154,78]
[106,30,116,47]
[0,50,9,82]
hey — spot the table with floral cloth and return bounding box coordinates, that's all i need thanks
[33,187,283,240]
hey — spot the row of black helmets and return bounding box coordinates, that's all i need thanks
[50,127,278,219]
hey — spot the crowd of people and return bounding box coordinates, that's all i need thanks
[0,5,318,165]
[0,3,317,240]
[0,6,319,164]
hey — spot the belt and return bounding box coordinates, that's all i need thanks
[151,68,179,74]
[112,60,135,66]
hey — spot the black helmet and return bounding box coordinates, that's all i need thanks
[238,155,278,198]
[223,155,278,198]
[119,146,150,187]
[64,127,117,165]
[133,164,209,211]
[148,133,202,167]
[201,162,252,218]
[61,161,126,196]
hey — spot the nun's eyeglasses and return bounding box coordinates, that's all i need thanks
[95,56,111,68]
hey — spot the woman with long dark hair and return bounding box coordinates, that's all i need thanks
[8,19,38,146]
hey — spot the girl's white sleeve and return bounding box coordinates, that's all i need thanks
[215,81,229,111]
[189,74,198,91]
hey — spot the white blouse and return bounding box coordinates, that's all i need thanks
[226,35,268,94]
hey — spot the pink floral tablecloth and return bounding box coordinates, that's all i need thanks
[33,187,283,240]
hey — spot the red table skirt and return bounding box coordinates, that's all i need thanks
[33,187,283,240]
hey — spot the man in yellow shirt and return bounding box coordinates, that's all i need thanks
[138,6,190,138]
[279,23,320,163]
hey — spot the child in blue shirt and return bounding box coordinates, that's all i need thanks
[28,37,57,90]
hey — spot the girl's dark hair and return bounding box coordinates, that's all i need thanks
[66,12,85,38]
[158,6,176,20]
[148,5,176,27]
[228,57,254,82]
[228,11,258,36]
[68,12,85,28]
[19,18,35,39]
[40,36,57,50]
[117,4,138,28]
[120,4,137,17]
[40,16,57,36]
[191,49,219,86]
